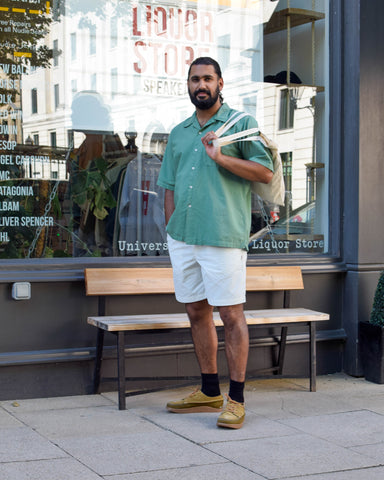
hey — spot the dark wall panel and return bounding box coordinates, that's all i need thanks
[359,0,384,265]
[0,269,345,400]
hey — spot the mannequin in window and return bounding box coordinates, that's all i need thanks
[68,91,130,256]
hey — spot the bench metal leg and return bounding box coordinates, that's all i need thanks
[277,326,288,374]
[117,331,126,410]
[93,329,105,394]
[309,322,316,392]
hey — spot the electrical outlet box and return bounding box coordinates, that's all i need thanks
[12,282,31,300]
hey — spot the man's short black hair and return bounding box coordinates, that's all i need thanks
[188,57,222,79]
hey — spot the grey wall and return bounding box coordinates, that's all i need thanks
[341,0,384,376]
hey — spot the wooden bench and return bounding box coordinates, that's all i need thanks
[85,266,329,410]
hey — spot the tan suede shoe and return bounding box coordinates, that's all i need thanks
[167,389,224,413]
[217,395,245,429]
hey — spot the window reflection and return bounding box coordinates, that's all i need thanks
[0,0,328,259]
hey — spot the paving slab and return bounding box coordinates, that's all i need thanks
[0,394,114,413]
[106,462,265,480]
[351,442,384,463]
[323,387,384,415]
[55,430,227,476]
[0,427,66,463]
[346,396,384,415]
[281,410,384,447]
[246,377,309,392]
[285,466,384,480]
[245,389,361,419]
[11,405,156,440]
[0,458,102,480]
[205,433,377,478]
[0,408,23,428]
[312,374,383,394]
[102,385,200,409]
[138,407,297,444]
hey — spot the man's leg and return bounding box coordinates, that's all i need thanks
[195,246,248,385]
[186,299,221,397]
[166,299,223,413]
[186,299,217,374]
[218,303,249,385]
[216,303,248,429]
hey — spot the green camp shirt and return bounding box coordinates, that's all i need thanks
[157,103,273,250]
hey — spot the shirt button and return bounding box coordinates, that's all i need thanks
[188,204,192,208]
[194,148,198,152]
[189,185,193,189]
[192,167,195,170]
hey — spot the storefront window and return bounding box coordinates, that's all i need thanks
[0,0,328,259]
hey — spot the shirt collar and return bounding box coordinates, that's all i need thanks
[183,103,231,129]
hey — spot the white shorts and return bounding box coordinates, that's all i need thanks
[167,234,247,306]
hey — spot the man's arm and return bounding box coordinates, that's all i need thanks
[164,189,175,226]
[201,131,273,184]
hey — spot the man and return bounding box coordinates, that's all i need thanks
[157,57,273,429]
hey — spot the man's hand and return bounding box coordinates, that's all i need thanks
[201,131,220,162]
[201,131,273,184]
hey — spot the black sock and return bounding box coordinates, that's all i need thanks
[229,379,245,403]
[201,373,221,397]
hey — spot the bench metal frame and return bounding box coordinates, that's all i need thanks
[91,290,321,410]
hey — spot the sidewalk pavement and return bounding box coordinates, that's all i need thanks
[1,373,384,480]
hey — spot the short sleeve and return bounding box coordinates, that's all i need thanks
[157,129,177,190]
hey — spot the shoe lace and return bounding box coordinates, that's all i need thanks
[224,395,243,417]
[185,388,200,400]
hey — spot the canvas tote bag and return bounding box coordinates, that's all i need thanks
[213,111,285,206]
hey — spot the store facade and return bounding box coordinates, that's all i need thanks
[0,0,383,399]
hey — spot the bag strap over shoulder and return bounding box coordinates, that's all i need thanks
[213,112,285,206]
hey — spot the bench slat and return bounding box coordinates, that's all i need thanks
[246,266,304,291]
[85,266,304,296]
[87,308,329,332]
[85,268,175,296]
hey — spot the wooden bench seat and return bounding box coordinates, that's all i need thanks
[85,266,329,410]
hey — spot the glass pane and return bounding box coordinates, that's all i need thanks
[0,0,328,259]
[279,89,294,130]
[250,0,328,255]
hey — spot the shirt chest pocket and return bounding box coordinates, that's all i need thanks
[186,142,217,168]
[201,155,218,168]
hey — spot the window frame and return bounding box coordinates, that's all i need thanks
[0,0,345,278]
[31,88,38,114]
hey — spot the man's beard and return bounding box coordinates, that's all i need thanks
[188,86,221,110]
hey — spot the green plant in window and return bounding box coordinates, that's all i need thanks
[370,271,384,327]
[71,157,116,221]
